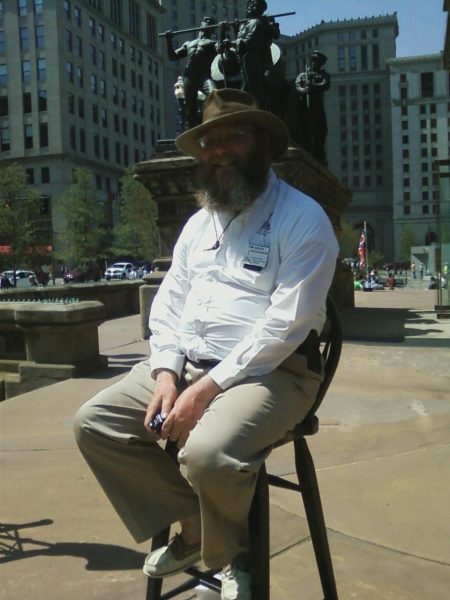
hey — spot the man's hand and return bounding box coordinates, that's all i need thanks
[161,376,222,448]
[144,370,178,432]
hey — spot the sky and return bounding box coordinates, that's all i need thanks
[265,0,447,58]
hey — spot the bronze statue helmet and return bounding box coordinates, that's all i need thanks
[201,16,217,27]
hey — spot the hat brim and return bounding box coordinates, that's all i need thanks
[175,109,290,160]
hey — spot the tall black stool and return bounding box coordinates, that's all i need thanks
[146,296,342,600]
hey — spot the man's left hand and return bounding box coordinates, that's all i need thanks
[160,376,222,448]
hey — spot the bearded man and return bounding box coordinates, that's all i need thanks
[74,89,338,600]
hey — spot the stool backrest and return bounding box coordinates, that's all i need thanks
[308,295,343,418]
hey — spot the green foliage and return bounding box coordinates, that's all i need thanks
[338,219,360,258]
[111,170,159,262]
[399,225,416,262]
[0,163,46,272]
[368,250,384,268]
[58,168,108,266]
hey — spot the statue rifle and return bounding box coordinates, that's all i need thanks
[157,12,296,37]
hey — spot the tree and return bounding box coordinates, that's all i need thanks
[0,163,47,280]
[338,219,360,259]
[111,170,159,263]
[399,225,416,263]
[58,168,108,267]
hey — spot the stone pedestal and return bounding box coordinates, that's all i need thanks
[0,301,106,400]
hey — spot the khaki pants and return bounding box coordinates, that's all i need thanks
[73,355,322,568]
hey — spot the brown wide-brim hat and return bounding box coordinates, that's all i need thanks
[175,89,290,160]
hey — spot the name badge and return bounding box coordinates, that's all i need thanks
[243,244,269,271]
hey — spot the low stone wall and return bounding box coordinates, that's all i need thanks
[0,301,106,400]
[0,280,141,319]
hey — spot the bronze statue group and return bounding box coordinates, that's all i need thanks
[164,0,330,164]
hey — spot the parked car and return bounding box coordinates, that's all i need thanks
[2,269,36,288]
[105,262,135,280]
[63,264,102,284]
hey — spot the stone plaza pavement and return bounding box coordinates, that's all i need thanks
[1,288,449,599]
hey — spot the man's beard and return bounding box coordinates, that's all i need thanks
[195,145,270,213]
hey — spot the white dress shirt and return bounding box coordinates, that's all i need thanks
[149,169,339,390]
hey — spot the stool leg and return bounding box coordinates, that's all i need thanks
[249,466,270,600]
[145,527,171,600]
[294,438,338,600]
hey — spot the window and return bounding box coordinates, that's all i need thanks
[122,117,127,135]
[22,60,31,83]
[120,63,126,82]
[35,25,44,49]
[372,45,379,70]
[98,23,105,42]
[18,0,27,17]
[103,137,109,159]
[338,46,345,71]
[75,35,82,57]
[78,97,84,117]
[89,16,95,35]
[76,66,83,87]
[38,89,47,111]
[23,91,32,113]
[92,103,98,123]
[34,0,43,15]
[39,122,48,147]
[99,50,105,70]
[404,206,410,215]
[115,141,120,163]
[111,32,117,50]
[68,93,74,113]
[422,205,429,215]
[24,124,33,149]
[421,72,434,98]
[37,58,46,82]
[1,125,9,151]
[114,113,119,132]
[66,61,73,82]
[65,29,72,51]
[361,45,368,71]
[20,27,29,51]
[26,168,34,183]
[41,167,50,183]
[101,107,107,127]
[99,79,106,97]
[0,64,7,86]
[64,0,71,20]
[79,128,85,152]
[89,44,96,65]
[112,85,118,104]
[74,5,81,26]
[69,124,76,149]
[349,46,356,71]
[120,89,126,108]
[0,31,4,54]
[0,94,8,117]
[403,192,410,202]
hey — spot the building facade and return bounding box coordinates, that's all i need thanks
[0,0,164,253]
[279,14,399,261]
[388,53,450,264]
[158,0,247,138]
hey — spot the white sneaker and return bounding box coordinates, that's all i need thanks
[221,553,251,600]
[143,533,201,578]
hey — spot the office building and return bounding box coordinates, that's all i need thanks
[388,53,450,261]
[0,0,164,252]
[279,14,399,260]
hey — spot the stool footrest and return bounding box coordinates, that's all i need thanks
[267,474,301,492]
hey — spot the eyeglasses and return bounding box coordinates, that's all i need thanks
[198,129,255,151]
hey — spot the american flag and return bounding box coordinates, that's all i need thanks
[357,231,366,267]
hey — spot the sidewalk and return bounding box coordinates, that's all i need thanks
[1,289,449,599]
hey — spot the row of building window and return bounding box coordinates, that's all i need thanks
[16,0,43,18]
[64,0,157,48]
[337,43,379,72]
[341,175,383,188]
[0,90,47,117]
[68,125,147,166]
[1,122,48,152]
[402,205,437,216]
[25,166,50,185]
